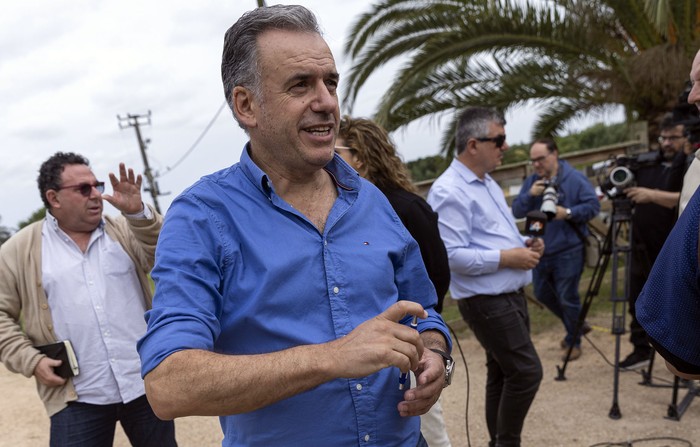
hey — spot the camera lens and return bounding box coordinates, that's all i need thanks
[609,166,634,188]
[540,185,558,220]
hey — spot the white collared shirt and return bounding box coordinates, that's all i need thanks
[428,159,532,298]
[42,210,149,405]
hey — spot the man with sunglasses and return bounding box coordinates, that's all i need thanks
[512,138,600,362]
[428,107,543,447]
[0,152,174,446]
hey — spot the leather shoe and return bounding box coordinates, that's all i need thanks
[562,346,582,361]
[560,321,593,348]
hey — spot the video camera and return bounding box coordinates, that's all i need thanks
[597,151,662,199]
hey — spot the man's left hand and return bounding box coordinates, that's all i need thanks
[102,163,144,214]
[623,186,654,204]
[397,348,445,417]
[526,237,545,256]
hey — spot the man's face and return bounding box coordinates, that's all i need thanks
[689,50,700,112]
[49,164,103,233]
[529,142,557,178]
[248,30,340,174]
[658,124,686,160]
[474,121,509,174]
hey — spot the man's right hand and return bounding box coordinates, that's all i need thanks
[529,179,547,197]
[500,247,541,270]
[325,301,427,379]
[33,357,67,387]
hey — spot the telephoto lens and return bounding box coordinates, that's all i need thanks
[540,184,559,220]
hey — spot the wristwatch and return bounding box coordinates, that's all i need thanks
[565,208,572,220]
[429,348,454,388]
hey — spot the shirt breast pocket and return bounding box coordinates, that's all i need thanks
[102,244,136,278]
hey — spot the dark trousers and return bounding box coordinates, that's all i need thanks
[50,394,177,447]
[532,248,585,347]
[458,292,542,447]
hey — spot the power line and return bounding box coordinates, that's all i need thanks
[161,100,228,177]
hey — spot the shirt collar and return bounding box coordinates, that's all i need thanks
[45,209,104,232]
[450,157,491,185]
[239,142,359,199]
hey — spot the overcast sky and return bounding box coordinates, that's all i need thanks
[0,0,618,229]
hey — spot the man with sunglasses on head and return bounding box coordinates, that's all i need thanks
[428,107,543,447]
[0,152,175,446]
[512,138,600,362]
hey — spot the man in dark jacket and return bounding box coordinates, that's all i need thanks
[512,138,600,361]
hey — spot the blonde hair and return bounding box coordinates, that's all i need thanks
[338,116,416,193]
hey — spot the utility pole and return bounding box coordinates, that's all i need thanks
[117,111,162,213]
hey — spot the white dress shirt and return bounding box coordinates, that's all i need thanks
[42,209,150,405]
[428,159,531,299]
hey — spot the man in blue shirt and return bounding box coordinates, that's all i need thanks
[512,138,600,361]
[428,107,543,447]
[137,5,452,447]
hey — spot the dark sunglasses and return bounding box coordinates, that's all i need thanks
[475,134,507,148]
[56,181,105,197]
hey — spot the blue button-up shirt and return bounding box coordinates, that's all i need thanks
[427,158,531,298]
[138,146,450,447]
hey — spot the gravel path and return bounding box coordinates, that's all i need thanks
[2,314,698,446]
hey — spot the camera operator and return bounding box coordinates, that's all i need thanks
[636,50,700,380]
[512,138,600,361]
[619,115,688,370]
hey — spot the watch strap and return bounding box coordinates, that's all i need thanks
[429,348,454,387]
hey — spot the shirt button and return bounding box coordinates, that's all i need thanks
[356,383,362,391]
[364,434,370,442]
[47,324,53,331]
[41,303,48,310]
[333,286,339,294]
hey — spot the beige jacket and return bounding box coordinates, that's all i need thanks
[0,205,161,416]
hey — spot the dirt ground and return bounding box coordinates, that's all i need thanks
[2,313,699,447]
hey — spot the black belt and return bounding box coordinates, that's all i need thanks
[466,288,524,300]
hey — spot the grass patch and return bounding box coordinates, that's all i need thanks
[441,258,623,339]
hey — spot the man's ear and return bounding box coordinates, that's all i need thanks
[232,86,257,129]
[46,190,60,209]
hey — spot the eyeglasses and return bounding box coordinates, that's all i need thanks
[528,153,552,165]
[56,181,105,197]
[657,135,685,143]
[334,146,356,153]
[475,134,506,148]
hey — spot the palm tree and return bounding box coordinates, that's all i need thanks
[342,0,700,154]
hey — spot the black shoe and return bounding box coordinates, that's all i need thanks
[619,351,651,371]
[582,321,592,335]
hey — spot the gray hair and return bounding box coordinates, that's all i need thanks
[455,107,506,154]
[221,5,321,129]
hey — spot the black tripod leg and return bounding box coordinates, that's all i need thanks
[608,199,633,420]
[556,219,613,380]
